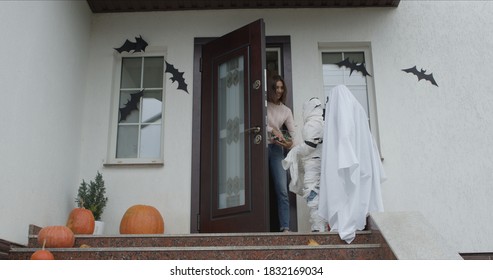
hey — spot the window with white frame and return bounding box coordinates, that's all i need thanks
[322,51,371,117]
[321,47,381,147]
[107,54,166,164]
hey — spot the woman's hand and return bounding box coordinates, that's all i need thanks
[272,129,293,149]
[277,139,293,149]
[271,129,285,142]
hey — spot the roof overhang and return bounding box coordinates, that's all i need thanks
[86,0,400,13]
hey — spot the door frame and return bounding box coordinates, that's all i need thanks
[190,36,293,233]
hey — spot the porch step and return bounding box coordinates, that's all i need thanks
[9,225,396,260]
[29,231,382,248]
[11,243,388,260]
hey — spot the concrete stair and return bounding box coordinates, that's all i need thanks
[9,224,396,260]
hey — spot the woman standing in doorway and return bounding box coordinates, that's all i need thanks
[267,75,296,232]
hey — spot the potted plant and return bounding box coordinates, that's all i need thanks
[75,171,108,234]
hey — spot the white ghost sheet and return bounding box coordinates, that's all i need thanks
[318,85,386,244]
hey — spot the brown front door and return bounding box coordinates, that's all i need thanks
[199,19,268,232]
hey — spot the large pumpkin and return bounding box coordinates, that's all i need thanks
[120,205,164,234]
[37,226,75,248]
[66,207,95,234]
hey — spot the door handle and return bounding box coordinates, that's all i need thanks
[244,126,261,134]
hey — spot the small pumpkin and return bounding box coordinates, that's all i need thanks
[31,240,55,260]
[66,207,95,234]
[120,204,165,234]
[38,225,75,248]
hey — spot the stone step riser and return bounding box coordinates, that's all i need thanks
[28,232,382,248]
[11,245,391,260]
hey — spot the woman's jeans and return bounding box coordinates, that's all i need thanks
[268,144,290,231]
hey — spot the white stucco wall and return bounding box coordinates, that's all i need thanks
[380,1,493,253]
[0,1,92,244]
[2,1,492,254]
[78,1,493,253]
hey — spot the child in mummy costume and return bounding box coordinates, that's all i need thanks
[282,97,327,232]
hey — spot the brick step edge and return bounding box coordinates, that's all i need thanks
[10,243,394,260]
[27,230,379,247]
[12,243,382,253]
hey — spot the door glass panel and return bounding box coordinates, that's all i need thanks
[217,56,245,209]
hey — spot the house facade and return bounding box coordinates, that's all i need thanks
[2,0,493,255]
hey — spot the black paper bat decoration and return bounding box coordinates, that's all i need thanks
[119,89,144,122]
[115,35,148,53]
[165,61,189,93]
[402,66,438,87]
[335,57,372,77]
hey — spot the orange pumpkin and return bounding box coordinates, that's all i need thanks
[31,249,55,260]
[38,226,75,248]
[120,204,164,234]
[31,240,55,260]
[66,207,95,234]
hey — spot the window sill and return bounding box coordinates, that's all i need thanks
[103,160,164,167]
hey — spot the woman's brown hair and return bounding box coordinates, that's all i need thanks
[267,75,287,104]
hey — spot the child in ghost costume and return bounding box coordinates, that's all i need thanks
[282,97,327,232]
